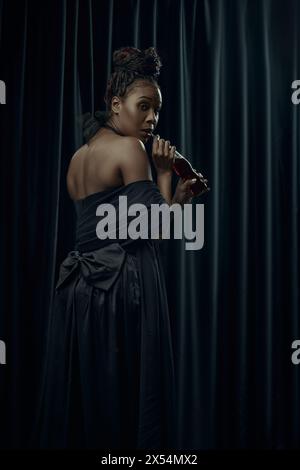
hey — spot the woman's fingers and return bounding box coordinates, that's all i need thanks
[152,135,176,170]
[164,140,171,157]
[153,136,174,157]
[157,137,169,157]
[152,135,163,156]
[181,178,197,196]
[196,171,208,182]
[175,175,210,204]
[152,134,160,153]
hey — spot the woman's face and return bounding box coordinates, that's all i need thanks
[112,82,162,142]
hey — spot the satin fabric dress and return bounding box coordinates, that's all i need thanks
[34,180,176,449]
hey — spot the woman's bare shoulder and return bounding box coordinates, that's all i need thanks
[88,133,147,163]
[66,133,151,199]
[87,135,152,186]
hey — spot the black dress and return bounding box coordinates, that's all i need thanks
[34,179,177,449]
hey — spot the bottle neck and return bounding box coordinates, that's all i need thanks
[174,150,185,160]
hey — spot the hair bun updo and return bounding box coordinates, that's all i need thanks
[113,46,162,79]
[103,45,162,115]
[78,46,163,144]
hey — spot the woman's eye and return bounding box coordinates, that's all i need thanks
[140,103,160,114]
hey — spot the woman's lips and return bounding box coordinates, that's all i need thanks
[141,130,153,137]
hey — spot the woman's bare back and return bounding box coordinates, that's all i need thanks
[66,128,124,201]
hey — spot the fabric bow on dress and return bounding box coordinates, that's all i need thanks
[55,242,127,291]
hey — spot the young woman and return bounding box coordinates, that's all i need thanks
[35,46,206,450]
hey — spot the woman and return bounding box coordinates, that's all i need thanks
[34,46,206,450]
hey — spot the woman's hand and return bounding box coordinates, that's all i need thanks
[152,134,176,175]
[172,177,196,205]
[172,173,209,206]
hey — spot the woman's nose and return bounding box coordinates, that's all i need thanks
[147,110,157,124]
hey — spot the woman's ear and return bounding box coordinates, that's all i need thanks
[111,96,122,115]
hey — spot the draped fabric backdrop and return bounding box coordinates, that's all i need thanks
[0,0,299,449]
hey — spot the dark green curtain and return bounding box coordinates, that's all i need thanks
[0,0,299,450]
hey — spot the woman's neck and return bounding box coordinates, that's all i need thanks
[103,121,125,136]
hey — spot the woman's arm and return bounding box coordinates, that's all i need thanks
[152,135,175,205]
[157,171,173,205]
[157,171,198,207]
[152,135,198,206]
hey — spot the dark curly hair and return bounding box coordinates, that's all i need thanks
[79,46,162,143]
[104,46,162,112]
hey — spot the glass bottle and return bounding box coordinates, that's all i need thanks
[172,150,210,196]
